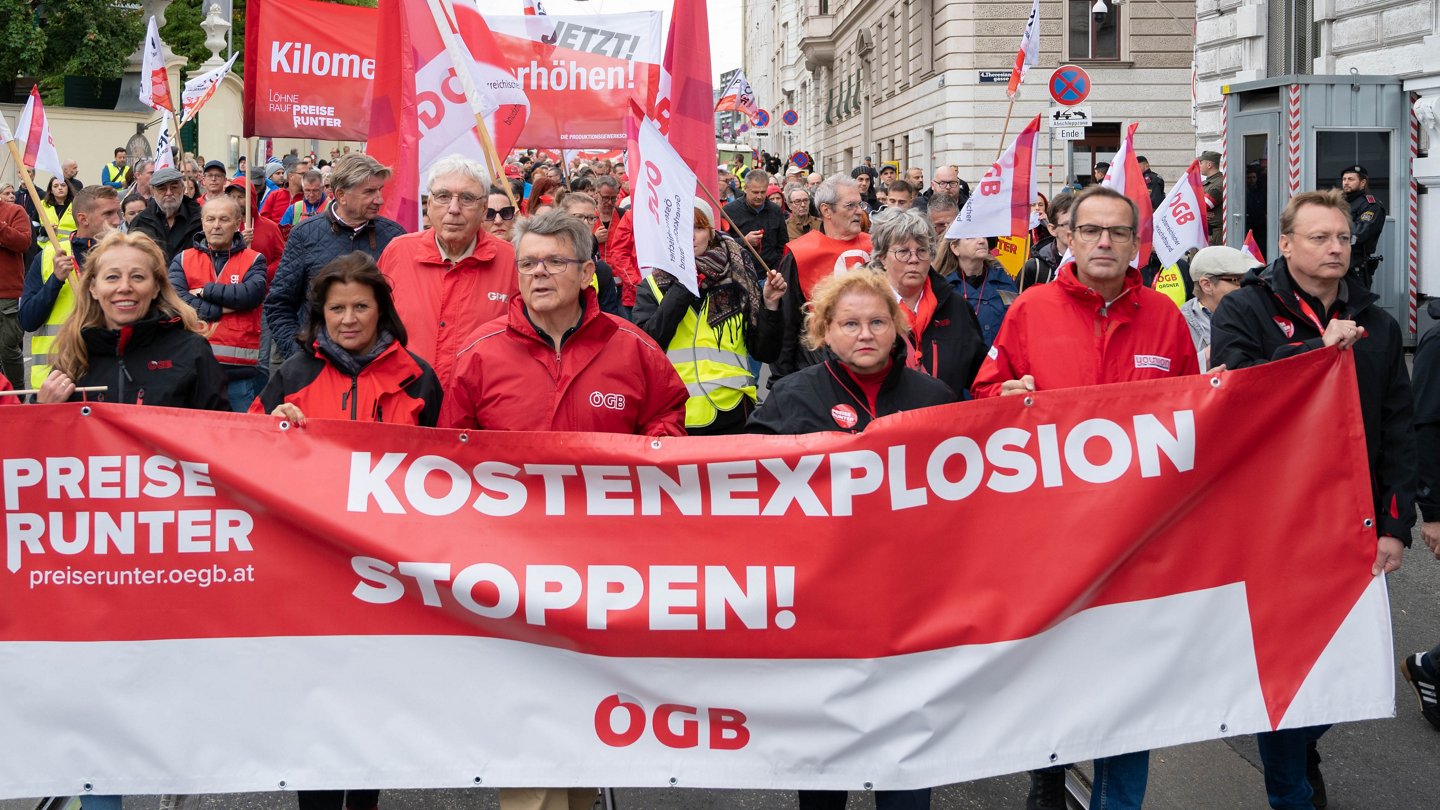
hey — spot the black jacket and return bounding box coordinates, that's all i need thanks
[131,196,203,263]
[748,356,956,435]
[772,249,829,382]
[1411,299,1440,521]
[1209,258,1416,542]
[67,312,229,410]
[909,269,986,397]
[721,198,789,271]
[263,205,405,359]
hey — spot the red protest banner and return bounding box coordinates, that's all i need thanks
[243,0,377,140]
[0,350,1393,797]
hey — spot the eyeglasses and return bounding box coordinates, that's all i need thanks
[598,194,619,203]
[431,191,484,208]
[825,201,863,212]
[1071,224,1137,244]
[889,247,932,261]
[934,180,961,188]
[788,198,809,205]
[1214,274,1246,286]
[517,256,585,275]
[834,317,895,336]
[1286,231,1351,246]
[485,206,517,221]
[571,213,599,224]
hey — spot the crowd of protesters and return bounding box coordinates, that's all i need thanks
[1,141,1439,810]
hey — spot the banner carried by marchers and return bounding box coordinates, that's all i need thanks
[243,0,377,140]
[0,350,1395,798]
[486,11,663,148]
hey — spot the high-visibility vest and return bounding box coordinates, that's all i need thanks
[645,275,755,428]
[38,201,77,243]
[24,241,76,388]
[181,247,264,366]
[1152,264,1187,308]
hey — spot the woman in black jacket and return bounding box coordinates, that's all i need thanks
[36,231,227,409]
[633,199,786,435]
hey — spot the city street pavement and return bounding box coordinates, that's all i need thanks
[2,504,1437,810]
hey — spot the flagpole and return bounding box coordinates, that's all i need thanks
[5,141,70,290]
[424,0,520,210]
[244,137,254,232]
[997,98,1017,163]
[696,182,772,275]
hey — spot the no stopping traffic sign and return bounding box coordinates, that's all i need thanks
[1049,65,1091,106]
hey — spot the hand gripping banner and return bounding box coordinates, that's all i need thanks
[0,350,1394,797]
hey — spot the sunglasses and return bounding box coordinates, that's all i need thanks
[486,206,517,221]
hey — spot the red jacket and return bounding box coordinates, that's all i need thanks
[440,290,688,435]
[251,338,443,426]
[259,188,293,224]
[972,262,1200,398]
[249,213,285,280]
[595,209,639,306]
[0,200,31,298]
[379,230,519,390]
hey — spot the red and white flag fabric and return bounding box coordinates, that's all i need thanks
[1151,159,1210,268]
[654,0,717,205]
[522,0,546,14]
[946,115,1040,239]
[715,70,762,124]
[1099,122,1156,268]
[152,111,177,172]
[181,53,238,124]
[1006,0,1042,100]
[0,349,1397,797]
[139,16,174,114]
[1243,229,1266,264]
[632,113,699,295]
[15,87,62,180]
[368,0,530,231]
[0,107,12,144]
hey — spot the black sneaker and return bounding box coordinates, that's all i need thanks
[1306,741,1327,809]
[1026,767,1066,810]
[1402,652,1440,731]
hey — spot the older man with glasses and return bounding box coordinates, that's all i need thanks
[378,154,519,390]
[590,175,640,312]
[1180,245,1259,370]
[130,166,202,262]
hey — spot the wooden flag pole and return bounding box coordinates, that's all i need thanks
[5,142,65,258]
[696,181,772,275]
[996,97,1018,163]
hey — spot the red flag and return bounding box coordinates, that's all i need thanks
[1243,230,1266,264]
[653,0,717,204]
[1099,123,1155,268]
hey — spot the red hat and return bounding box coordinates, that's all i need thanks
[766,184,782,196]
[504,164,522,179]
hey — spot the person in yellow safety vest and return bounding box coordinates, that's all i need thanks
[100,147,132,189]
[167,196,270,412]
[38,176,78,244]
[631,197,788,435]
[20,186,121,388]
[1151,246,1202,308]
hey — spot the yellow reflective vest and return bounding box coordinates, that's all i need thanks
[1151,264,1187,308]
[24,240,76,388]
[645,275,755,428]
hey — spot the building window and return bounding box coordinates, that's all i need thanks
[1068,1,1121,61]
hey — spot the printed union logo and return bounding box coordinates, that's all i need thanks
[589,391,627,410]
[1133,354,1172,372]
[830,404,858,429]
[1273,316,1295,338]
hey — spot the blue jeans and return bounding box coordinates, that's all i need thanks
[797,788,931,810]
[1255,725,1329,809]
[226,375,265,413]
[1091,750,1149,810]
[81,796,121,810]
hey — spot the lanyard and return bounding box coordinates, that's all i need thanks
[959,271,987,314]
[824,362,878,422]
[1290,293,1327,334]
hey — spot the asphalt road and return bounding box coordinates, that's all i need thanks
[4,529,1435,810]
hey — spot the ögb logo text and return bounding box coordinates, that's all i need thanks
[589,391,627,410]
[595,693,750,750]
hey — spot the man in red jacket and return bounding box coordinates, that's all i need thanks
[590,175,639,311]
[971,186,1199,810]
[379,155,518,390]
[441,209,686,435]
[0,195,33,389]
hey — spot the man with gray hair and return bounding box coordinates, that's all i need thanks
[773,176,874,381]
[130,165,202,262]
[590,174,639,311]
[126,159,156,202]
[378,154,518,389]
[925,195,958,240]
[264,152,405,364]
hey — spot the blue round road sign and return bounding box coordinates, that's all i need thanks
[791,151,810,169]
[754,109,771,128]
[782,109,799,126]
[1048,65,1091,106]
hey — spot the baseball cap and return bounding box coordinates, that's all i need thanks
[151,167,182,187]
[203,160,227,174]
[785,165,804,176]
[1189,245,1262,282]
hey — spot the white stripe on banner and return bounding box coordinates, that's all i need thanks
[0,581,1392,797]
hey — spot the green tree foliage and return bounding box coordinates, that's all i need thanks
[0,0,45,93]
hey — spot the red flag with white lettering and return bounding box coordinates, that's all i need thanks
[654,0,717,204]
[946,115,1040,239]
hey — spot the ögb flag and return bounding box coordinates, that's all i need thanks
[1244,229,1266,264]
[243,0,376,140]
[1152,159,1210,268]
[139,16,174,113]
[368,0,530,231]
[715,70,762,124]
[947,115,1040,239]
[16,87,62,180]
[1006,0,1042,100]
[0,349,1395,797]
[1099,122,1155,267]
[633,114,699,295]
[482,11,661,150]
[181,53,238,124]
[153,111,177,171]
[655,0,717,205]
